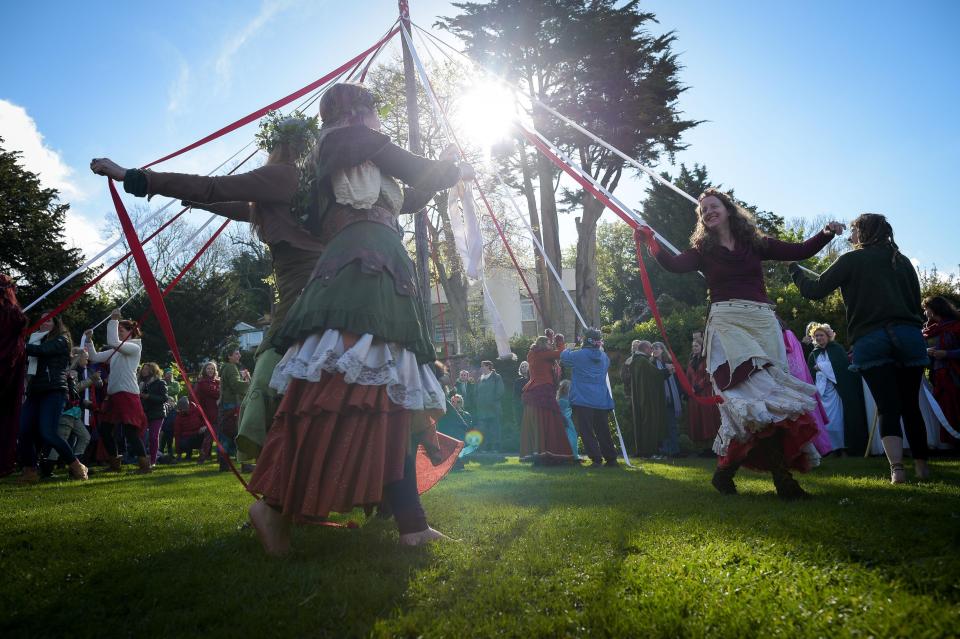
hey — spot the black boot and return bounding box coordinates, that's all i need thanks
[761,431,810,501]
[711,463,740,495]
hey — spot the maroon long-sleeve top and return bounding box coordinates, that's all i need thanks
[651,232,832,304]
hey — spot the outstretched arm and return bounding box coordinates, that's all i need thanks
[789,254,851,300]
[761,222,843,262]
[91,159,296,206]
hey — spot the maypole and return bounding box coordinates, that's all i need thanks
[400,0,433,337]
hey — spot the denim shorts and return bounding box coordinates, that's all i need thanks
[851,324,929,371]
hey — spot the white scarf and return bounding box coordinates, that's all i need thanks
[26,330,49,376]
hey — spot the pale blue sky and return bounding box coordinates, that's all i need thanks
[1,0,956,277]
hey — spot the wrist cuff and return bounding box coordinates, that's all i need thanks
[123,169,149,197]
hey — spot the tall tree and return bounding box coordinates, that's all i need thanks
[0,137,102,330]
[441,0,698,327]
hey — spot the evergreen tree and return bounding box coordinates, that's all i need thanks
[441,1,698,327]
[0,136,103,331]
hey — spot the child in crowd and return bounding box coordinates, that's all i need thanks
[173,397,211,461]
[556,380,580,460]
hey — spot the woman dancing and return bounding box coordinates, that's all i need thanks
[84,310,150,473]
[639,188,843,499]
[519,333,577,465]
[90,114,325,462]
[790,213,930,483]
[246,82,471,554]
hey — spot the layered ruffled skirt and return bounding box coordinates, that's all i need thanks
[248,222,461,518]
[706,300,820,472]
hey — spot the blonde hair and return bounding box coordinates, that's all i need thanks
[808,323,835,340]
[690,188,765,252]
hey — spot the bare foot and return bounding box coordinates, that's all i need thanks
[398,526,457,547]
[249,499,291,557]
[915,459,930,480]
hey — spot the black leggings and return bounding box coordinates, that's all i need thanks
[100,422,146,458]
[859,365,928,460]
[381,455,427,535]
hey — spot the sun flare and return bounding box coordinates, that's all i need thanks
[453,80,519,149]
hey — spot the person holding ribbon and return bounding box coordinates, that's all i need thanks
[84,310,150,473]
[90,113,325,466]
[519,333,577,465]
[560,328,618,467]
[240,82,471,555]
[790,213,930,483]
[19,313,87,482]
[638,188,843,499]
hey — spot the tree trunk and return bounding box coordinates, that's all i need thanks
[517,143,551,330]
[575,194,605,327]
[535,151,565,330]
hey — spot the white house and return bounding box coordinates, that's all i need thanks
[234,321,264,352]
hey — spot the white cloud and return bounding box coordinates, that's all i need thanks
[215,0,294,89]
[0,99,106,258]
[0,99,82,200]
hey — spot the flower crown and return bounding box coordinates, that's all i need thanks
[255,110,320,153]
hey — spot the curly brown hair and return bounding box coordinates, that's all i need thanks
[689,188,765,252]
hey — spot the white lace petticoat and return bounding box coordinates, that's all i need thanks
[706,302,820,468]
[269,330,446,412]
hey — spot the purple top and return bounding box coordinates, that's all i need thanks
[652,232,832,303]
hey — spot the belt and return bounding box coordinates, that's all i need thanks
[319,205,399,243]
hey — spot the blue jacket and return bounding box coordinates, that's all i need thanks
[560,347,614,410]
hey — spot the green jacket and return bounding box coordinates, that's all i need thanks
[219,362,250,406]
[165,379,181,401]
[474,372,504,418]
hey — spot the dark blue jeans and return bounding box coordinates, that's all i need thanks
[19,391,74,468]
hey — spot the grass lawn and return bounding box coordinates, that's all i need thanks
[2,456,959,638]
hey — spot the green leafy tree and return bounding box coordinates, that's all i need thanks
[0,136,105,332]
[441,0,699,328]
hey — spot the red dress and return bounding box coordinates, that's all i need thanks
[924,319,960,443]
[519,343,576,464]
[686,356,721,442]
[195,377,220,426]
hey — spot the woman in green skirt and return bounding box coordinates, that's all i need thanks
[248,83,471,555]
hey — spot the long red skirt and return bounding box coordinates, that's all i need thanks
[248,371,460,519]
[719,413,819,473]
[688,401,721,442]
[519,384,576,465]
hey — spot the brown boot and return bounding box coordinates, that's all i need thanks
[137,456,153,474]
[68,459,89,481]
[17,467,40,484]
[106,456,123,472]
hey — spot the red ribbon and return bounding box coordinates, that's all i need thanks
[108,180,251,489]
[142,27,399,169]
[26,207,189,334]
[26,148,260,335]
[518,126,722,406]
